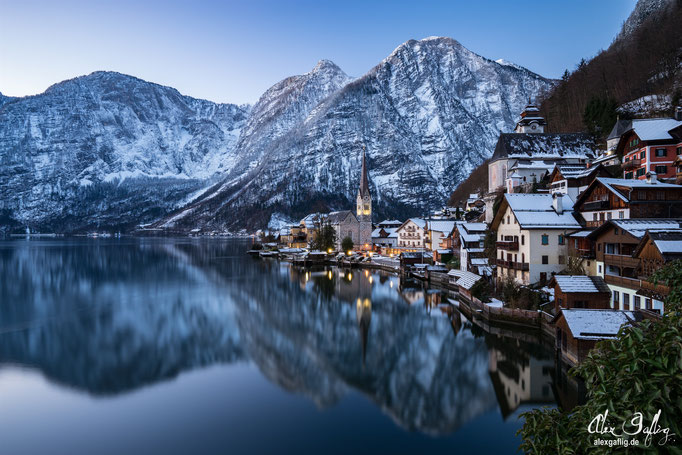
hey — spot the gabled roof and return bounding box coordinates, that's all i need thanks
[427,220,457,235]
[492,194,580,230]
[560,309,634,340]
[378,219,402,226]
[327,210,355,223]
[607,119,633,141]
[397,218,426,230]
[491,133,598,162]
[447,269,482,290]
[634,230,682,261]
[575,177,682,207]
[625,118,682,142]
[587,219,682,241]
[550,163,606,182]
[551,275,610,294]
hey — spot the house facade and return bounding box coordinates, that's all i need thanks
[614,117,682,180]
[550,275,611,313]
[587,219,682,313]
[574,177,682,228]
[492,193,580,285]
[396,218,426,251]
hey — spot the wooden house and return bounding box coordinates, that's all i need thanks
[614,117,682,180]
[549,275,610,313]
[554,309,635,366]
[574,176,682,228]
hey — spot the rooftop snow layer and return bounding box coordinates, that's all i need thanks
[562,309,634,340]
[630,118,682,141]
[554,275,609,293]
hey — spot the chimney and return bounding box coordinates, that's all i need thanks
[552,192,563,214]
[646,171,657,184]
[675,106,682,121]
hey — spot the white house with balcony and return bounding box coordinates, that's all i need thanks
[395,218,426,251]
[491,193,581,285]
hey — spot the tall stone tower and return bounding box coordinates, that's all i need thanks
[356,149,373,249]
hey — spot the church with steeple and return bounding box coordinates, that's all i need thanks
[356,149,373,249]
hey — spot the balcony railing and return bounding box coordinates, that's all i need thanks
[604,274,640,288]
[496,240,519,251]
[604,253,640,269]
[496,259,529,271]
[583,200,610,211]
[640,279,670,296]
[622,159,642,171]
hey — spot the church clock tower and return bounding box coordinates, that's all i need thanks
[356,149,372,249]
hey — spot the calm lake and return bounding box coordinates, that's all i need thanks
[0,238,577,454]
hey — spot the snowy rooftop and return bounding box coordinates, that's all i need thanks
[596,177,681,202]
[462,222,487,232]
[405,218,426,229]
[492,133,598,161]
[504,194,580,229]
[561,309,634,340]
[553,275,610,294]
[447,269,482,290]
[372,227,397,238]
[457,224,485,242]
[470,258,489,266]
[378,219,402,226]
[609,219,682,239]
[630,118,682,141]
[568,230,593,238]
[428,220,456,234]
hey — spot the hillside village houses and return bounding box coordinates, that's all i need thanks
[265,98,682,367]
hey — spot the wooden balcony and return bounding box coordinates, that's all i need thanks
[604,253,640,269]
[583,200,610,211]
[640,279,670,297]
[496,259,529,271]
[496,240,519,251]
[623,159,641,171]
[575,247,595,259]
[604,274,640,289]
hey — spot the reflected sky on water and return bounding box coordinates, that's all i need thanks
[0,238,576,454]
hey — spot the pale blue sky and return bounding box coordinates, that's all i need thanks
[0,0,637,105]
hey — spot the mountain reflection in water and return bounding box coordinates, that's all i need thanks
[0,238,579,453]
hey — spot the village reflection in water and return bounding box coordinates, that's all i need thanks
[0,238,583,453]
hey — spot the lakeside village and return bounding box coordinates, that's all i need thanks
[253,100,682,368]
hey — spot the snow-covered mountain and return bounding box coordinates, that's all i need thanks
[1,37,554,232]
[615,0,674,43]
[0,71,249,232]
[160,37,554,230]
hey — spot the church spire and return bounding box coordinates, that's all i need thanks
[359,147,370,198]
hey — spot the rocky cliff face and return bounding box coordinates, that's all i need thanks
[160,37,553,230]
[615,0,674,43]
[0,72,249,232]
[1,38,553,232]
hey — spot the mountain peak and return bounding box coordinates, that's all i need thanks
[310,59,344,75]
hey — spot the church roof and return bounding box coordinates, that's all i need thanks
[358,149,370,198]
[491,133,598,162]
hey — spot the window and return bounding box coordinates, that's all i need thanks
[623,293,630,309]
[637,168,645,177]
[593,213,597,221]
[607,212,612,220]
[639,151,645,159]
[542,255,549,264]
[558,255,565,265]
[521,253,525,263]
[619,211,624,219]
[598,265,602,274]
[655,165,667,174]
[614,228,619,235]
[625,172,633,179]
[655,148,667,157]
[558,234,565,245]
[638,190,646,200]
[613,290,619,304]
[599,213,605,221]
[574,239,578,248]
[521,235,525,245]
[656,191,665,200]
[634,296,641,309]
[541,234,549,245]
[507,216,510,224]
